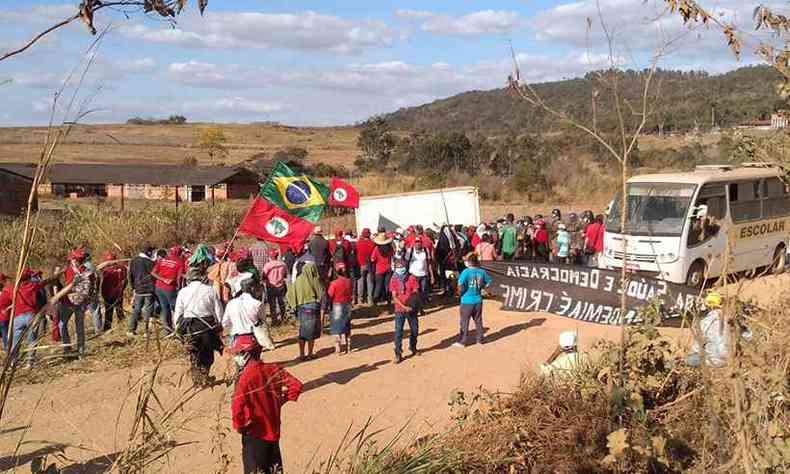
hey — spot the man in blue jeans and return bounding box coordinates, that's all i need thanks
[389,259,420,364]
[454,253,492,347]
[127,244,156,337]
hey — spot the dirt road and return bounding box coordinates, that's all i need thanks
[6,270,782,474]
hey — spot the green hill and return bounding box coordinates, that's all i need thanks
[385,66,784,135]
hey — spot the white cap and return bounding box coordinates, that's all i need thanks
[559,331,577,349]
[558,223,567,230]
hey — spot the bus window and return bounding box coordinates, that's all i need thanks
[688,184,724,247]
[763,177,790,218]
[729,181,763,223]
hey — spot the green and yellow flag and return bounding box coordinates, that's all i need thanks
[260,161,329,223]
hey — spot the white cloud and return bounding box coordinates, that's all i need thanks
[181,96,284,118]
[120,11,396,54]
[395,9,520,36]
[0,4,77,24]
[394,9,434,20]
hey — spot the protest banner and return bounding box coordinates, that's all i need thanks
[482,261,700,327]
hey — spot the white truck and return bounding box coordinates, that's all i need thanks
[355,186,480,234]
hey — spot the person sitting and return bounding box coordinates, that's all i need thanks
[540,331,586,377]
[684,291,750,368]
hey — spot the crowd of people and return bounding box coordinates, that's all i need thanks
[3,207,736,474]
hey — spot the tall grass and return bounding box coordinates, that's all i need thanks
[0,202,246,273]
[323,293,790,473]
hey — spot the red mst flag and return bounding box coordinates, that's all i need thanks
[328,177,360,209]
[238,197,314,250]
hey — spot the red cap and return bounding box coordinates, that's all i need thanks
[361,228,371,238]
[169,246,183,257]
[20,268,34,281]
[69,248,87,261]
[103,251,116,261]
[407,226,415,232]
[268,248,279,258]
[334,230,343,240]
[231,334,261,354]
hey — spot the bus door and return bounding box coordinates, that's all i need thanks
[687,183,727,278]
[728,180,766,272]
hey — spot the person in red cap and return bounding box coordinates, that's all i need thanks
[327,262,353,355]
[231,335,302,474]
[100,252,127,331]
[355,228,375,306]
[328,230,352,275]
[262,248,287,323]
[59,248,96,356]
[151,246,185,332]
[0,269,47,364]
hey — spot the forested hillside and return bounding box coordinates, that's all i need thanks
[385,66,783,135]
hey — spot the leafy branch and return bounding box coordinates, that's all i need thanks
[0,0,209,63]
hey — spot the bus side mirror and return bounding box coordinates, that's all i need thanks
[690,204,708,220]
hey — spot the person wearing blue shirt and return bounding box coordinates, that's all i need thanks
[454,253,492,347]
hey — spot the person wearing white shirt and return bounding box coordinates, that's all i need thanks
[174,268,225,385]
[407,239,431,313]
[222,274,274,355]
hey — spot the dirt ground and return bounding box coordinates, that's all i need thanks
[0,274,783,473]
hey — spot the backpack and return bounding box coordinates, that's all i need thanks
[332,240,346,265]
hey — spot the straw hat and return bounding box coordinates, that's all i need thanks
[373,233,393,246]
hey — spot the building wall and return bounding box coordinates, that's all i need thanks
[0,171,32,216]
[227,183,258,199]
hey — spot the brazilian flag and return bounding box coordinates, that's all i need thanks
[260,161,330,223]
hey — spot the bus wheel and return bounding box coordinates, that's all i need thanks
[771,245,786,275]
[686,261,706,288]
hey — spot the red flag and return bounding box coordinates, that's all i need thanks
[329,177,360,208]
[239,198,315,250]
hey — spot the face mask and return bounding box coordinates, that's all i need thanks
[395,267,407,276]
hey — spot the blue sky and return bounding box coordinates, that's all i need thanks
[0,0,770,126]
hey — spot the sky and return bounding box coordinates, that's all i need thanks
[0,0,779,127]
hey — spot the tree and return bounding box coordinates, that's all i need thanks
[273,146,309,162]
[196,126,228,163]
[355,117,398,172]
[1,0,209,63]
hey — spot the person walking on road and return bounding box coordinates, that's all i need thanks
[60,248,96,356]
[231,336,303,474]
[355,228,376,305]
[327,262,353,355]
[286,263,324,361]
[389,259,420,364]
[454,254,492,347]
[498,213,518,261]
[262,249,288,323]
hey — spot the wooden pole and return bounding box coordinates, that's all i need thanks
[211,185,215,207]
[120,183,125,212]
[175,185,180,209]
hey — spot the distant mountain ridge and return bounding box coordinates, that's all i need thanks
[384,66,784,135]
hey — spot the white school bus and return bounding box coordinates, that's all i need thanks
[602,163,790,286]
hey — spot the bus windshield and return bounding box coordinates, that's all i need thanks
[606,183,696,236]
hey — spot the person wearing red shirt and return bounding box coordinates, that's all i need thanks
[370,233,394,306]
[584,215,606,268]
[533,220,550,262]
[327,263,353,355]
[0,269,46,364]
[231,336,302,474]
[355,228,376,305]
[151,246,185,332]
[100,252,127,331]
[389,259,420,364]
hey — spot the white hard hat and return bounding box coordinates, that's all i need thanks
[559,331,577,349]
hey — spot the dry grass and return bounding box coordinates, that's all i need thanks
[328,293,790,473]
[0,123,360,167]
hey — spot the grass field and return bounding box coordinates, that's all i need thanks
[0,123,360,167]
